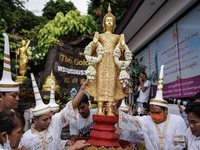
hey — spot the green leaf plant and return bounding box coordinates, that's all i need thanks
[37,10,100,55]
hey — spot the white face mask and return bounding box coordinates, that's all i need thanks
[2,134,14,150]
[137,107,142,114]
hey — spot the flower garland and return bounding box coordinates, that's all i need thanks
[113,43,132,87]
[84,41,104,81]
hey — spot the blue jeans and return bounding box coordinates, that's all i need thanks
[137,102,143,110]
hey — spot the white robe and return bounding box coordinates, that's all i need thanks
[119,111,187,150]
[116,122,144,143]
[0,145,9,150]
[20,101,79,150]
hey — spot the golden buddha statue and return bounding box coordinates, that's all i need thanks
[15,40,31,84]
[16,40,30,76]
[84,4,132,116]
[42,70,60,92]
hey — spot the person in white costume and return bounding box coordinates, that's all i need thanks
[0,110,25,150]
[185,103,200,150]
[48,78,81,150]
[20,73,89,150]
[0,33,19,112]
[113,65,187,150]
[70,94,98,138]
[0,33,31,150]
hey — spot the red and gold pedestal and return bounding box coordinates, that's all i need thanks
[88,115,120,147]
[70,115,135,150]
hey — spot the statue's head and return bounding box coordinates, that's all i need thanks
[102,3,116,32]
[21,40,26,46]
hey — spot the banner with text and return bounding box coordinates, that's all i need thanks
[149,24,182,99]
[177,5,200,97]
[135,4,200,98]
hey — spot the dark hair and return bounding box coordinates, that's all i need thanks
[0,92,6,96]
[140,72,147,78]
[185,102,200,119]
[0,110,25,135]
[34,115,42,120]
[143,102,150,112]
[78,94,88,106]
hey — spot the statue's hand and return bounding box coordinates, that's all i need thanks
[112,100,119,116]
[120,40,125,49]
[92,31,99,50]
[120,34,125,50]
[93,37,98,44]
[121,40,125,46]
[92,38,98,51]
[93,32,99,43]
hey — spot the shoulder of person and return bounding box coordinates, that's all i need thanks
[143,80,150,87]
[49,113,62,126]
[24,129,32,134]
[22,129,33,139]
[137,114,152,122]
[136,115,154,127]
[146,80,151,85]
[142,115,151,119]
[51,109,66,121]
[169,114,186,123]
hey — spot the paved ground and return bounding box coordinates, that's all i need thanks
[168,104,185,116]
